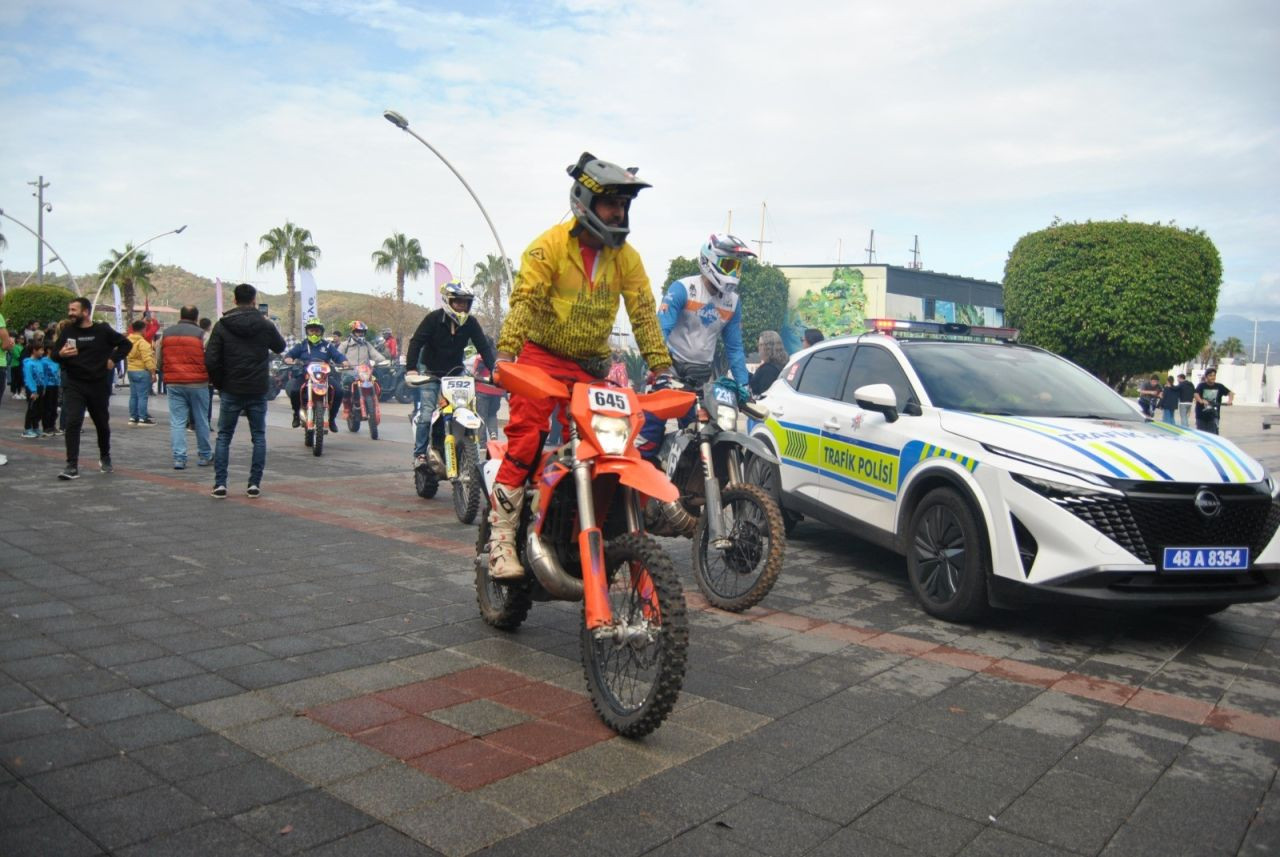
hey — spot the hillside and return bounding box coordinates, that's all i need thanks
[2,265,432,337]
[1210,315,1280,363]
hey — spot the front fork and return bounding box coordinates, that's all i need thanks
[700,438,734,550]
[573,438,611,631]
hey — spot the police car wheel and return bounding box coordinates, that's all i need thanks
[906,487,988,622]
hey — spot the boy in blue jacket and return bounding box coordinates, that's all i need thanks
[40,351,61,436]
[22,342,46,439]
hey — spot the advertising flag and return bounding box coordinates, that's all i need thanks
[298,269,320,337]
[111,285,124,332]
[215,277,224,317]
[432,262,452,310]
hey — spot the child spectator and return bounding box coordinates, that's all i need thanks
[125,319,158,425]
[40,348,62,436]
[22,342,46,438]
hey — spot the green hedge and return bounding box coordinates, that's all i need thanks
[0,284,77,333]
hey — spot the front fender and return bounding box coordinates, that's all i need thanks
[594,456,680,503]
[711,430,778,465]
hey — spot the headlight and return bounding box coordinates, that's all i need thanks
[716,407,739,432]
[591,414,631,455]
[1011,472,1106,498]
[451,390,474,408]
[983,443,1111,489]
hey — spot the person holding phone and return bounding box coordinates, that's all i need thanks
[51,297,132,480]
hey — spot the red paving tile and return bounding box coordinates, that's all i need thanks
[920,646,997,673]
[757,612,826,632]
[983,658,1066,689]
[1126,689,1214,724]
[811,622,879,645]
[546,703,619,742]
[1205,707,1280,743]
[354,716,470,759]
[485,719,604,763]
[868,632,939,657]
[307,696,409,735]
[377,680,474,713]
[1051,674,1138,707]
[491,682,588,717]
[409,738,540,791]
[437,666,533,697]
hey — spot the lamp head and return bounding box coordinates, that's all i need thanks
[175,225,187,234]
[383,110,409,130]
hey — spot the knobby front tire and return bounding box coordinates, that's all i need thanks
[691,482,786,612]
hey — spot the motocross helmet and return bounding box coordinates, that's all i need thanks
[350,320,367,340]
[304,318,324,343]
[567,151,650,248]
[698,233,755,294]
[440,281,475,327]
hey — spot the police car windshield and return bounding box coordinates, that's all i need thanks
[903,342,1141,421]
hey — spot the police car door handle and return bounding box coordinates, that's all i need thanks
[822,417,839,429]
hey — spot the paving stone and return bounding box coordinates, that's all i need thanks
[327,763,455,817]
[61,687,168,724]
[995,791,1127,855]
[0,813,104,857]
[431,699,531,736]
[854,795,985,856]
[257,676,352,712]
[79,640,169,667]
[180,692,286,730]
[28,667,129,701]
[472,761,609,825]
[273,738,388,784]
[710,795,840,856]
[95,709,207,752]
[330,663,423,693]
[148,673,245,707]
[959,827,1078,857]
[185,644,275,671]
[0,704,76,741]
[0,726,118,776]
[219,658,317,690]
[26,755,159,808]
[302,823,446,857]
[226,714,334,755]
[0,781,56,825]
[230,789,376,854]
[177,758,310,815]
[115,818,278,856]
[112,655,205,686]
[900,765,1026,824]
[64,784,213,850]
[642,824,768,857]
[392,792,529,857]
[1123,769,1262,851]
[131,733,257,782]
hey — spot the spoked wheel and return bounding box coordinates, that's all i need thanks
[906,487,988,622]
[365,391,379,440]
[474,507,533,629]
[745,452,801,535]
[414,464,439,499]
[348,410,361,433]
[691,482,785,612]
[304,428,314,448]
[581,533,688,737]
[313,397,326,457]
[304,403,314,448]
[452,437,483,524]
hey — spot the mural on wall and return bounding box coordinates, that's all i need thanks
[785,267,867,351]
[884,293,1003,326]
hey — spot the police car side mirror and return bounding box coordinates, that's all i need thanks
[854,383,899,423]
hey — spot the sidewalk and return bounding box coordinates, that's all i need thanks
[0,394,1277,856]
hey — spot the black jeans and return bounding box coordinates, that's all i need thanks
[63,380,112,466]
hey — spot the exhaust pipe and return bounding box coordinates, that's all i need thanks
[526,533,583,601]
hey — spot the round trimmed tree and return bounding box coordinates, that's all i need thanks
[1003,221,1221,387]
[0,284,77,332]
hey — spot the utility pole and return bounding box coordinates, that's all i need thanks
[726,210,733,233]
[865,229,877,263]
[27,176,51,284]
[909,235,922,270]
[836,238,843,264]
[751,202,771,262]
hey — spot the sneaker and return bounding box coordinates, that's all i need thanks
[128,418,139,425]
[292,414,301,428]
[329,419,339,433]
[140,418,155,426]
[53,429,64,436]
[58,465,79,480]
[197,457,212,467]
[41,431,54,438]
[22,429,39,439]
[100,458,113,474]
[173,460,186,470]
[246,485,261,498]
[211,485,227,498]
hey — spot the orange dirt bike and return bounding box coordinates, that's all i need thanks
[476,362,697,737]
[344,362,382,439]
[301,361,332,457]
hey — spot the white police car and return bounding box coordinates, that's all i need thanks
[746,319,1280,621]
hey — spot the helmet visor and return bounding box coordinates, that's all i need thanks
[716,257,743,276]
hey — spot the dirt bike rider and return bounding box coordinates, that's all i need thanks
[637,233,755,460]
[284,319,349,432]
[486,151,674,581]
[340,320,390,391]
[405,282,497,477]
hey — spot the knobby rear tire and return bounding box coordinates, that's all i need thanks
[581,533,688,738]
[474,506,532,630]
[691,482,786,612]
[365,391,379,440]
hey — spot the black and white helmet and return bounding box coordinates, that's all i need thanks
[698,233,755,294]
[567,151,651,248]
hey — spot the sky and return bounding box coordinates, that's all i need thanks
[1,0,1277,319]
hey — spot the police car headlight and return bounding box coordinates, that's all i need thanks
[983,444,1111,489]
[716,407,739,432]
[591,415,631,455]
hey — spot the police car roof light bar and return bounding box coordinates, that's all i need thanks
[864,318,1019,342]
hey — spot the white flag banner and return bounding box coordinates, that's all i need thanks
[215,277,224,317]
[111,284,124,332]
[298,269,319,336]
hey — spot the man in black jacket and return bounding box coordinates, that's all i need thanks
[204,284,287,498]
[53,296,133,480]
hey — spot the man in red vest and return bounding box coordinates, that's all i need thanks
[155,305,211,469]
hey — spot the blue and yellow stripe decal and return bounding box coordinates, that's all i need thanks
[1147,421,1255,482]
[763,418,901,500]
[899,440,978,488]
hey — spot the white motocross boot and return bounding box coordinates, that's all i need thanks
[487,484,526,580]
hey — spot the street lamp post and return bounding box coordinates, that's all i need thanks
[382,110,516,293]
[27,176,50,284]
[90,225,188,319]
[0,208,82,295]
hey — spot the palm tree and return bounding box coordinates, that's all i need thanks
[471,252,512,334]
[371,232,428,308]
[97,244,157,327]
[257,222,320,335]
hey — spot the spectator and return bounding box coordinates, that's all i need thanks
[39,346,61,437]
[125,319,157,425]
[157,305,212,470]
[21,341,46,439]
[1159,374,1179,425]
[142,311,160,344]
[1194,368,1233,434]
[750,330,788,396]
[0,311,10,411]
[803,328,824,349]
[1176,373,1195,427]
[472,352,504,439]
[52,296,132,480]
[1138,373,1161,418]
[204,284,286,498]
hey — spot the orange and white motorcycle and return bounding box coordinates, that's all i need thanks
[475,362,696,737]
[344,362,382,439]
[301,361,332,457]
